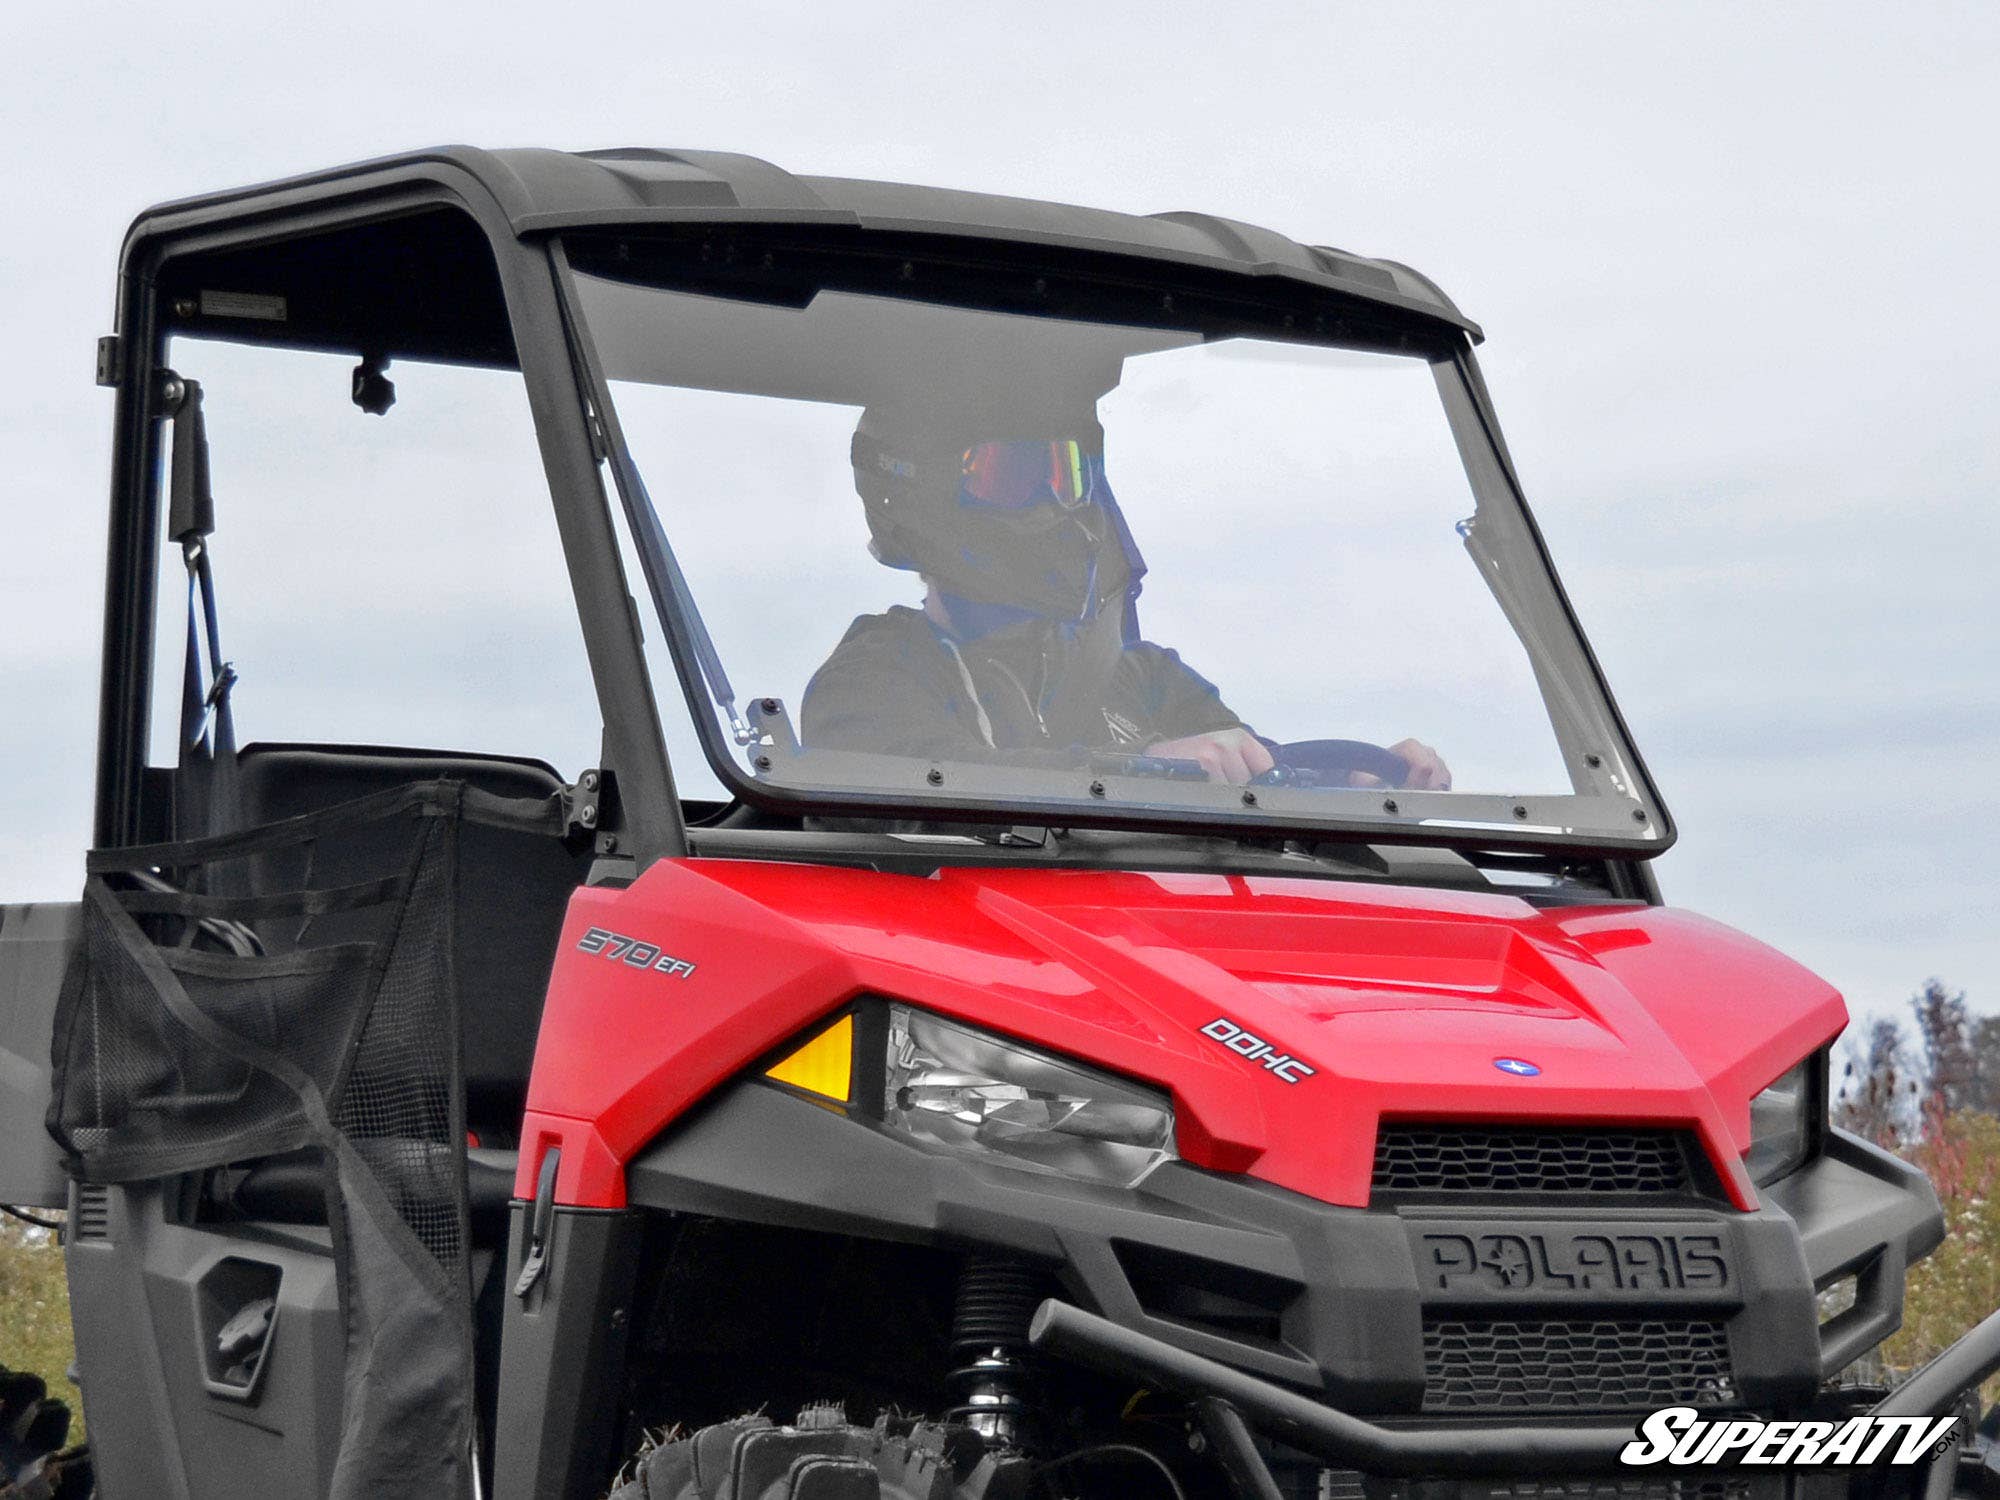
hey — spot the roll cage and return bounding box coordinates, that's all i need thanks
[92,146,1668,895]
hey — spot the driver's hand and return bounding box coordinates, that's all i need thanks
[1352,737,1451,791]
[1144,728,1276,785]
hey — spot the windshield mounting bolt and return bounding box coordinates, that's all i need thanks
[754,754,772,772]
[1585,753,1603,768]
[1241,790,1257,806]
[1383,798,1398,814]
[173,297,196,319]
[927,768,944,786]
[1088,780,1106,798]
[761,697,779,714]
[1633,808,1649,823]
[1513,805,1529,819]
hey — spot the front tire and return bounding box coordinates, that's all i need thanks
[0,1365,91,1499]
[609,1411,1032,1500]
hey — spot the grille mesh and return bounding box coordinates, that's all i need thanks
[1423,1316,1736,1413]
[1374,1125,1700,1196]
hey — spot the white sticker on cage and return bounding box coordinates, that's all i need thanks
[199,290,289,322]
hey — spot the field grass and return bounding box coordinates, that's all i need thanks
[1881,1109,2000,1404]
[0,1215,84,1443]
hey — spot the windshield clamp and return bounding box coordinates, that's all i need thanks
[566,767,620,841]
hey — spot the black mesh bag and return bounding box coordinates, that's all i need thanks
[48,778,566,1500]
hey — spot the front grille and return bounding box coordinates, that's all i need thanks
[1373,1126,1704,1197]
[1422,1316,1736,1413]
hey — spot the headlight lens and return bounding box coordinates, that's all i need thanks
[883,1005,1176,1188]
[1744,1056,1818,1186]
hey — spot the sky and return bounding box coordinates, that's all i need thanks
[0,2,1994,1035]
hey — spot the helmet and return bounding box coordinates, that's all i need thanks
[850,404,1147,628]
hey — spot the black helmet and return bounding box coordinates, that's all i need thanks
[850,404,1146,627]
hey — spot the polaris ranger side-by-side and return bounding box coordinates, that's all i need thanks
[3,146,1996,1500]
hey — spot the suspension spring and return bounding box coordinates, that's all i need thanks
[948,1254,1045,1449]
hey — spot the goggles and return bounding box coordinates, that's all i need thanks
[958,439,1104,511]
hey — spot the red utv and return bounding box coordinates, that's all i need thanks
[2,146,1994,1500]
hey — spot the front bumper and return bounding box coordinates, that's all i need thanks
[630,1087,1953,1481]
[1035,1296,2000,1493]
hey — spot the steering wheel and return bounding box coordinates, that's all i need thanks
[1090,738,1412,791]
[1250,738,1411,790]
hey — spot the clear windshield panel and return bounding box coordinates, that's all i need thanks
[572,266,1660,845]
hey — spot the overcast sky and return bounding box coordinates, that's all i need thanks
[2,3,1993,1033]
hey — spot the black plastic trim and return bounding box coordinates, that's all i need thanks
[1759,1126,1945,1379]
[491,1203,643,1500]
[626,1083,1909,1417]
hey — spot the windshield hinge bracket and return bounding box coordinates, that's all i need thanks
[95,335,124,388]
[566,767,620,843]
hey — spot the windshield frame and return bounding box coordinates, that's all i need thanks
[550,230,1676,860]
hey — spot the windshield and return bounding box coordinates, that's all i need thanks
[565,239,1664,851]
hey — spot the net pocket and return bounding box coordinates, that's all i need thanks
[47,778,563,1500]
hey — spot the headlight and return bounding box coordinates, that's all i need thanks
[883,1005,1176,1188]
[1744,1055,1819,1186]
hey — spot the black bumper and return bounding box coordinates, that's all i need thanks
[630,1086,1942,1425]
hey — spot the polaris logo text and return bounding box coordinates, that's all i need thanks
[1422,1231,1727,1293]
[1621,1408,1959,1467]
[576,926,698,978]
[1200,1019,1315,1084]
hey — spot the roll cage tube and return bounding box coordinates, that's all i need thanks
[92,173,686,864]
[547,239,756,755]
[551,241,1671,861]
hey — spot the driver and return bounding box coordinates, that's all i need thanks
[800,402,1449,789]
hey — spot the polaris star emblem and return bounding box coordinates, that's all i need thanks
[1493,1057,1541,1077]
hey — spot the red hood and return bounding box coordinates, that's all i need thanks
[521,860,1846,1210]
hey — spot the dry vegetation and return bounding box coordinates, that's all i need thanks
[1881,1109,2000,1399]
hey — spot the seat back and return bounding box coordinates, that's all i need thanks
[230,743,590,1138]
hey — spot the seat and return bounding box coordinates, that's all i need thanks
[228,742,592,1141]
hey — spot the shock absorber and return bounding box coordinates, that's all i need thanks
[948,1254,1045,1449]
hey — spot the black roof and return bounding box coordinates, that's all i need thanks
[129,145,1480,341]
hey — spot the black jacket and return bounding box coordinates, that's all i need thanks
[801,605,1244,760]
